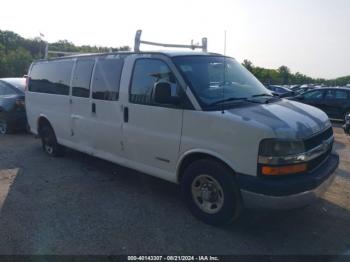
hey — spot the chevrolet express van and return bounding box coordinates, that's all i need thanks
[25,51,339,225]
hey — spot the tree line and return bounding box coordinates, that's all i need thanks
[242,59,349,87]
[0,30,129,78]
[0,29,349,86]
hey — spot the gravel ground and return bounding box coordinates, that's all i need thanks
[0,125,349,255]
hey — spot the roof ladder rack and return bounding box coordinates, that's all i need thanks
[134,30,208,52]
[44,44,113,59]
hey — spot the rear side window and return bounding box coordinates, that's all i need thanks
[335,90,348,99]
[91,56,124,101]
[29,60,74,95]
[72,59,95,98]
[325,90,349,100]
[130,59,178,105]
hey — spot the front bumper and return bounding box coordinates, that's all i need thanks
[238,153,339,209]
[343,122,350,135]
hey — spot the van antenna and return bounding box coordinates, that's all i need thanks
[222,30,227,114]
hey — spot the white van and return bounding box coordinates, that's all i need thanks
[25,50,338,225]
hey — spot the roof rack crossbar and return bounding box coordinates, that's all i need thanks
[134,30,207,52]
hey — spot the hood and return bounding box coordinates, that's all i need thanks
[226,99,331,140]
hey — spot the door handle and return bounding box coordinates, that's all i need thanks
[92,103,96,113]
[124,106,129,123]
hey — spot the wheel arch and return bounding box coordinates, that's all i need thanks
[176,149,236,184]
[37,115,52,137]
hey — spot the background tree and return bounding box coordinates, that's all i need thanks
[278,65,291,85]
[0,29,130,77]
[242,59,254,73]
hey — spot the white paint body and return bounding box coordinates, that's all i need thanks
[25,53,331,184]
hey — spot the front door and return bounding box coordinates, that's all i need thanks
[122,57,184,176]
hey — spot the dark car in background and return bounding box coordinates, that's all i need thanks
[290,87,350,122]
[294,86,314,96]
[0,78,27,134]
[266,85,295,97]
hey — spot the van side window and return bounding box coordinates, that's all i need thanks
[130,59,178,105]
[72,59,95,98]
[29,60,74,95]
[92,57,124,101]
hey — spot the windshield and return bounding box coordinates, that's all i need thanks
[173,56,271,108]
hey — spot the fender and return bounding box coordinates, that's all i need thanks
[176,148,237,183]
[36,113,50,135]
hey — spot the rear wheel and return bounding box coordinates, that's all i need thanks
[40,123,65,157]
[0,120,9,135]
[181,159,243,225]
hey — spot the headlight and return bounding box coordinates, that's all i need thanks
[259,139,305,157]
[258,139,307,176]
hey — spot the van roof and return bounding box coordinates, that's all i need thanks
[33,51,224,63]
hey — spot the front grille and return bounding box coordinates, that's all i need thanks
[307,148,332,172]
[304,127,333,172]
[304,127,333,151]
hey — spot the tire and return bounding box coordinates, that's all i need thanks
[181,158,243,225]
[344,110,350,123]
[40,123,65,157]
[0,120,10,135]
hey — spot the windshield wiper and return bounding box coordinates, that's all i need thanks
[250,93,280,104]
[210,97,248,106]
[251,93,274,98]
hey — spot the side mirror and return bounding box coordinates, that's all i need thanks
[153,82,180,105]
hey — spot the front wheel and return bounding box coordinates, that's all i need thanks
[40,124,65,157]
[344,110,350,123]
[181,159,243,225]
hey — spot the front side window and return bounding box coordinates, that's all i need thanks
[130,59,178,105]
[29,60,73,95]
[324,90,334,100]
[92,56,124,101]
[303,90,324,100]
[173,56,270,108]
[72,59,95,98]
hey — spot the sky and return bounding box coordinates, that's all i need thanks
[0,0,349,79]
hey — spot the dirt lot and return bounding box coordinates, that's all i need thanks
[0,125,349,255]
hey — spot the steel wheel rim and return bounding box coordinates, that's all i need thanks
[0,121,7,134]
[43,131,54,154]
[191,174,224,214]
